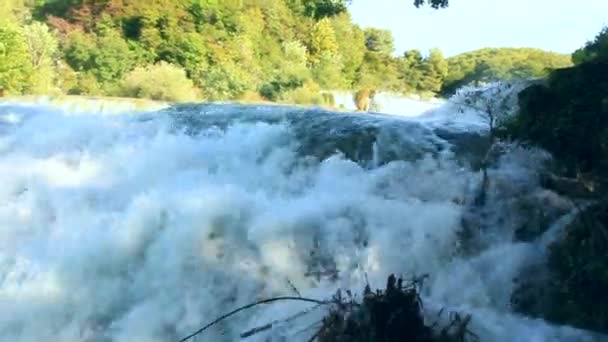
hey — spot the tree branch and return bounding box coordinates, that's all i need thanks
[178,297,331,342]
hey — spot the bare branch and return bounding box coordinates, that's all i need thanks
[240,304,324,339]
[178,297,330,342]
[287,278,302,297]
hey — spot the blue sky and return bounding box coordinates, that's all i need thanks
[349,0,608,57]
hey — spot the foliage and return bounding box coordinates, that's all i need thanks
[0,25,33,94]
[280,80,330,106]
[310,18,339,58]
[414,0,450,8]
[573,26,608,64]
[509,60,608,178]
[317,275,477,342]
[23,22,59,94]
[178,274,477,342]
[0,0,579,104]
[118,62,199,102]
[329,13,365,87]
[0,0,31,24]
[364,28,394,56]
[399,49,425,93]
[419,48,448,93]
[312,51,346,89]
[443,48,572,95]
[507,28,608,332]
[301,0,352,19]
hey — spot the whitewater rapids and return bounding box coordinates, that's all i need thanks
[0,99,603,341]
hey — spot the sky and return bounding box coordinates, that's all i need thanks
[349,0,608,57]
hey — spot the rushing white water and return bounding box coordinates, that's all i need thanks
[0,100,603,342]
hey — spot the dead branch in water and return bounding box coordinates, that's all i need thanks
[177,275,477,342]
[178,296,330,342]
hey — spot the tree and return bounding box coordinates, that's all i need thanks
[300,0,352,19]
[0,25,33,94]
[572,27,608,64]
[92,32,134,85]
[418,47,448,93]
[414,0,449,8]
[357,51,400,91]
[308,18,347,89]
[312,51,346,89]
[442,48,572,95]
[399,49,425,92]
[23,22,59,94]
[63,29,135,88]
[0,0,31,25]
[329,13,365,87]
[260,40,311,101]
[310,18,339,58]
[63,31,97,72]
[364,28,394,56]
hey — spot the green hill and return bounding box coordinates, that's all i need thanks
[443,48,573,94]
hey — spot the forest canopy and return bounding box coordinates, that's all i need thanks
[0,0,573,103]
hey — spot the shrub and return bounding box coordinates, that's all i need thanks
[353,88,376,111]
[118,62,200,102]
[281,81,326,105]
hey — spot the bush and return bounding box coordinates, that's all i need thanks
[316,275,476,342]
[238,90,266,103]
[118,62,200,102]
[72,72,102,95]
[353,88,376,111]
[281,81,327,105]
[259,78,304,101]
[509,59,608,178]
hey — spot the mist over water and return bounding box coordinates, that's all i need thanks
[0,100,602,341]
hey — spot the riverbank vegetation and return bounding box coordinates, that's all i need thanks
[0,0,571,104]
[505,26,608,334]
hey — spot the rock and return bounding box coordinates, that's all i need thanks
[512,201,608,334]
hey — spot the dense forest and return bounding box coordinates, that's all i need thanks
[0,0,572,104]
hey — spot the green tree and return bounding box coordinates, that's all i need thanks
[300,0,351,19]
[64,29,135,88]
[442,48,572,95]
[329,13,365,87]
[572,27,608,64]
[23,22,59,94]
[399,49,425,92]
[0,0,31,25]
[418,47,448,93]
[310,18,339,58]
[0,25,33,94]
[357,51,400,91]
[364,28,394,56]
[312,51,346,89]
[414,0,449,8]
[260,41,311,101]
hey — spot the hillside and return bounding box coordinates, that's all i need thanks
[443,48,573,94]
[0,1,575,104]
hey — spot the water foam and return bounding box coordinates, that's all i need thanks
[0,102,600,341]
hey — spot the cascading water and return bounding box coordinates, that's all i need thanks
[0,97,604,342]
